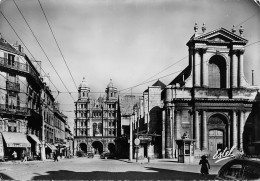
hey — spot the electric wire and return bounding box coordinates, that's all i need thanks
[37,0,78,91]
[0,10,60,93]
[11,0,75,102]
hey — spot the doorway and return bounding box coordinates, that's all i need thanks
[208,130,224,157]
[92,141,103,155]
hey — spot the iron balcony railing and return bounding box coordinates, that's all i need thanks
[0,57,40,85]
[6,81,20,92]
[0,104,29,115]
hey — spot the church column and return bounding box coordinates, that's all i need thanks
[200,48,207,87]
[165,108,173,158]
[194,110,200,150]
[232,111,238,148]
[238,49,245,87]
[176,110,181,139]
[194,48,201,87]
[202,110,208,150]
[171,107,175,158]
[239,111,244,151]
[231,50,238,88]
[162,110,165,158]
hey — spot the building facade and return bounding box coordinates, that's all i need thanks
[0,34,72,161]
[74,78,119,155]
[162,24,259,159]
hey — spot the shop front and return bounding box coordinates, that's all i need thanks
[27,134,41,160]
[45,143,57,159]
[1,132,31,161]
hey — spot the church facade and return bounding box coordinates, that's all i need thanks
[162,24,259,159]
[74,78,119,155]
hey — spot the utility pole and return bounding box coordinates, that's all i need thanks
[41,88,46,161]
[252,70,254,86]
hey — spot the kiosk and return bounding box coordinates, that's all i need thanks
[176,132,195,164]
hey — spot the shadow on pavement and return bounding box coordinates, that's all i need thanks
[32,167,217,180]
[0,172,14,180]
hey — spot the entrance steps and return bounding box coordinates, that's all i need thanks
[93,154,100,159]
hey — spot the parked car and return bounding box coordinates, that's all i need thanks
[215,158,260,180]
[100,152,114,159]
[87,152,94,158]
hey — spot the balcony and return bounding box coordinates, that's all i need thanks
[0,104,29,116]
[0,57,41,85]
[6,81,20,92]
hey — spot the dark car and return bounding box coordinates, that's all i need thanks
[87,152,94,158]
[215,158,260,180]
[100,152,114,159]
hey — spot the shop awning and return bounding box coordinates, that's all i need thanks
[46,143,57,151]
[1,132,31,148]
[28,134,41,144]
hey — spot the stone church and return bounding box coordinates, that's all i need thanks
[162,24,259,159]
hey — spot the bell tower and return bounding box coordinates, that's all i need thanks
[105,79,117,100]
[78,77,90,100]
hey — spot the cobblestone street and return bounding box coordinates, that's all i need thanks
[0,157,222,180]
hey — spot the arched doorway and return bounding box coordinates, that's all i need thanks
[108,143,115,153]
[79,143,87,153]
[92,141,103,155]
[208,114,228,157]
[208,55,227,88]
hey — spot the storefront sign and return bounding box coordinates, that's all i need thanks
[7,143,30,147]
[138,135,152,141]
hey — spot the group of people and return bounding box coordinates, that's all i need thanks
[11,150,29,162]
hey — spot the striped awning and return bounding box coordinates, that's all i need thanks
[46,143,57,151]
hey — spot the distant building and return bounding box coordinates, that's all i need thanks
[74,78,119,155]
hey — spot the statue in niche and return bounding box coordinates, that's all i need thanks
[182,131,190,139]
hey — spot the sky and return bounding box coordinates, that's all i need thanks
[0,0,260,129]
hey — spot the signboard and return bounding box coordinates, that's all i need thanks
[134,138,140,146]
[139,135,152,141]
[7,143,31,148]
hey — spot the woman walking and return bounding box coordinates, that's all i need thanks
[199,155,210,179]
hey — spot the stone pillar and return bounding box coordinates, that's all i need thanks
[228,123,231,149]
[239,111,244,150]
[232,111,238,148]
[176,110,181,139]
[238,49,245,87]
[194,49,201,87]
[200,48,207,87]
[171,107,175,158]
[162,110,165,158]
[202,110,208,150]
[194,110,200,150]
[165,108,173,158]
[231,50,238,88]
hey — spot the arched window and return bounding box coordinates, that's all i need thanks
[208,55,226,88]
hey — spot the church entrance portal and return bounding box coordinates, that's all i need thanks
[207,114,228,158]
[208,130,224,157]
[79,143,87,153]
[92,141,103,155]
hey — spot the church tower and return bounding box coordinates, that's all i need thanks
[78,77,90,100]
[105,79,118,100]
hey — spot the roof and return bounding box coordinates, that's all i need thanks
[0,38,24,56]
[187,27,248,45]
[152,80,166,89]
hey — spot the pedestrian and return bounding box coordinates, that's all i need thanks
[12,151,17,160]
[54,152,58,162]
[199,155,210,179]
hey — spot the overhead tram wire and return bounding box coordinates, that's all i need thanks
[11,1,75,102]
[0,10,60,93]
[37,0,78,91]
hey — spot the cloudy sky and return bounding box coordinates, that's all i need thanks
[0,0,259,127]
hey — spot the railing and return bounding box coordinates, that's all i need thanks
[0,57,40,85]
[6,81,20,92]
[0,104,29,115]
